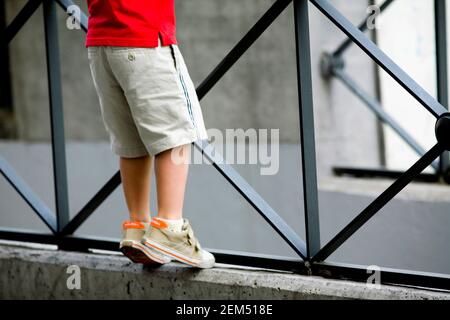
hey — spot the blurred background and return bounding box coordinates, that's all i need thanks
[1,0,450,274]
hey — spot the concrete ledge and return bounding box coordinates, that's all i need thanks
[320,177,450,203]
[0,243,449,300]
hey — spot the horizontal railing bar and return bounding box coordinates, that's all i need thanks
[194,140,307,260]
[310,0,447,118]
[333,68,439,170]
[0,228,303,272]
[209,248,304,272]
[54,0,88,32]
[196,0,292,100]
[333,0,395,57]
[312,143,444,262]
[0,227,57,244]
[0,156,57,233]
[312,260,450,292]
[3,0,42,44]
[61,172,121,236]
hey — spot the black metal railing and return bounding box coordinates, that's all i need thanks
[1,0,450,291]
[324,0,450,183]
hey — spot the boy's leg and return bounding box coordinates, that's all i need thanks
[87,46,171,265]
[119,155,153,223]
[154,144,190,220]
[119,154,172,264]
[97,42,213,267]
[144,144,215,268]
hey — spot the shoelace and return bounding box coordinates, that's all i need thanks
[186,224,201,252]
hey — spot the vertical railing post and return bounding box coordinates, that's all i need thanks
[293,0,320,258]
[0,1,12,113]
[43,0,70,232]
[435,0,450,181]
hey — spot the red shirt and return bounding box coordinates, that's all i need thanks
[85,0,178,47]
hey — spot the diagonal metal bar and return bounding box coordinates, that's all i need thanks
[333,0,395,57]
[312,143,444,262]
[196,0,292,100]
[2,0,43,44]
[333,67,440,170]
[0,156,57,233]
[55,0,88,32]
[194,140,307,260]
[61,172,121,235]
[192,1,306,260]
[310,0,447,118]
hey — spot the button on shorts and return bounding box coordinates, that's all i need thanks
[87,38,208,157]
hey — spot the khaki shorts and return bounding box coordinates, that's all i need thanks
[87,39,208,157]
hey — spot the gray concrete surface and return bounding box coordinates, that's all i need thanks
[1,141,450,275]
[4,0,381,178]
[0,242,448,300]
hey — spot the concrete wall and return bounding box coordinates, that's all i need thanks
[5,0,381,178]
[1,243,448,299]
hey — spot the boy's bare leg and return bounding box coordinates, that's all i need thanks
[119,155,152,223]
[143,143,215,268]
[154,144,190,220]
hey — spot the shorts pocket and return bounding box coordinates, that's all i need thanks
[169,45,178,71]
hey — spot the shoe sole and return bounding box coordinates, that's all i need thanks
[120,240,171,265]
[142,238,214,269]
